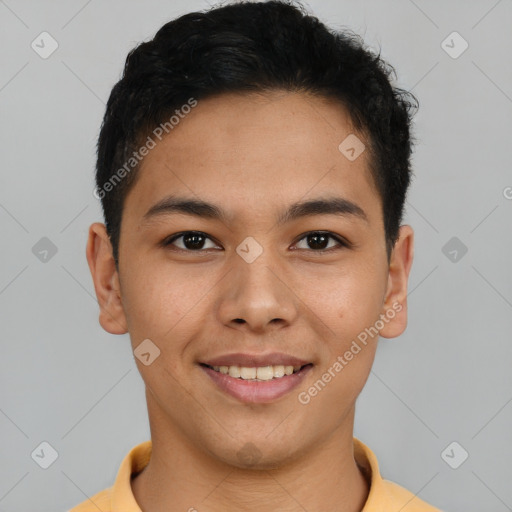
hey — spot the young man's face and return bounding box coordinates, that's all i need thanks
[87,91,413,468]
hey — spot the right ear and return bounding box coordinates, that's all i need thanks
[85,222,128,334]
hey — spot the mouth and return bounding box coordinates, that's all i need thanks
[200,363,310,381]
[199,357,313,403]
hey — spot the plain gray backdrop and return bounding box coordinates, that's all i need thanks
[1,1,511,511]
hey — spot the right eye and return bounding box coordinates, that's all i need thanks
[162,231,221,252]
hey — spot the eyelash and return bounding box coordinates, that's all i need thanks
[162,230,350,254]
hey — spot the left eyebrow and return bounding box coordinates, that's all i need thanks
[141,195,369,226]
[275,197,368,226]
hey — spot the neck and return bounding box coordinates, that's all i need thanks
[132,396,369,512]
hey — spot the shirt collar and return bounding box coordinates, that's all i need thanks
[110,437,397,511]
[111,440,152,512]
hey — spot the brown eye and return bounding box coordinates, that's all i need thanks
[164,231,219,251]
[294,231,347,251]
[162,230,348,254]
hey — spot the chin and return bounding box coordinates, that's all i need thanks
[206,435,304,471]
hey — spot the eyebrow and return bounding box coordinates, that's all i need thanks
[141,195,368,227]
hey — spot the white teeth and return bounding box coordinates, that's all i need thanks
[208,363,305,380]
[256,366,274,381]
[240,367,257,379]
[228,365,241,378]
[273,365,285,378]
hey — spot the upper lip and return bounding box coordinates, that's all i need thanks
[201,352,311,368]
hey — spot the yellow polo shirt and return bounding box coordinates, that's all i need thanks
[69,438,442,511]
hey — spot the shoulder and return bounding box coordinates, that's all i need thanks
[67,487,113,512]
[380,478,442,511]
[353,438,442,511]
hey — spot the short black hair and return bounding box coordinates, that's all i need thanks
[95,0,419,268]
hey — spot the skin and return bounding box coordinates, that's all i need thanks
[86,90,414,512]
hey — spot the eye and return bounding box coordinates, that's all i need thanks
[293,231,348,252]
[162,230,349,253]
[162,231,220,252]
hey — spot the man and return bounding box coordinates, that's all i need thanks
[72,1,441,510]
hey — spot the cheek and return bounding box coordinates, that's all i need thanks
[121,263,197,343]
[300,260,387,336]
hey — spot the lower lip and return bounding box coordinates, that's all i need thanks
[200,364,313,404]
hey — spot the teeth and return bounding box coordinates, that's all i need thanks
[228,366,240,378]
[240,367,257,379]
[256,366,273,380]
[209,364,304,380]
[273,365,285,378]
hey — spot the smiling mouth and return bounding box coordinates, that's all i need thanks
[200,363,312,381]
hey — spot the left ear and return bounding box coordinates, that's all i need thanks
[379,224,414,339]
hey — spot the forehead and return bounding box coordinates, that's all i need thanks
[124,91,381,225]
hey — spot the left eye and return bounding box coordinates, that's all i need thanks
[293,231,347,251]
[163,230,347,252]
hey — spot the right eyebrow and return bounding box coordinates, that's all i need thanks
[141,196,230,226]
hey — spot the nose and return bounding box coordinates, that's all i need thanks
[216,249,299,334]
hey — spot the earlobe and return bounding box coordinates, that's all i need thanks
[379,225,414,339]
[86,222,128,335]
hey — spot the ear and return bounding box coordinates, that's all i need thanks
[85,222,128,335]
[379,224,414,339]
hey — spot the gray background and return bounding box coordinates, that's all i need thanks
[1,0,511,511]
